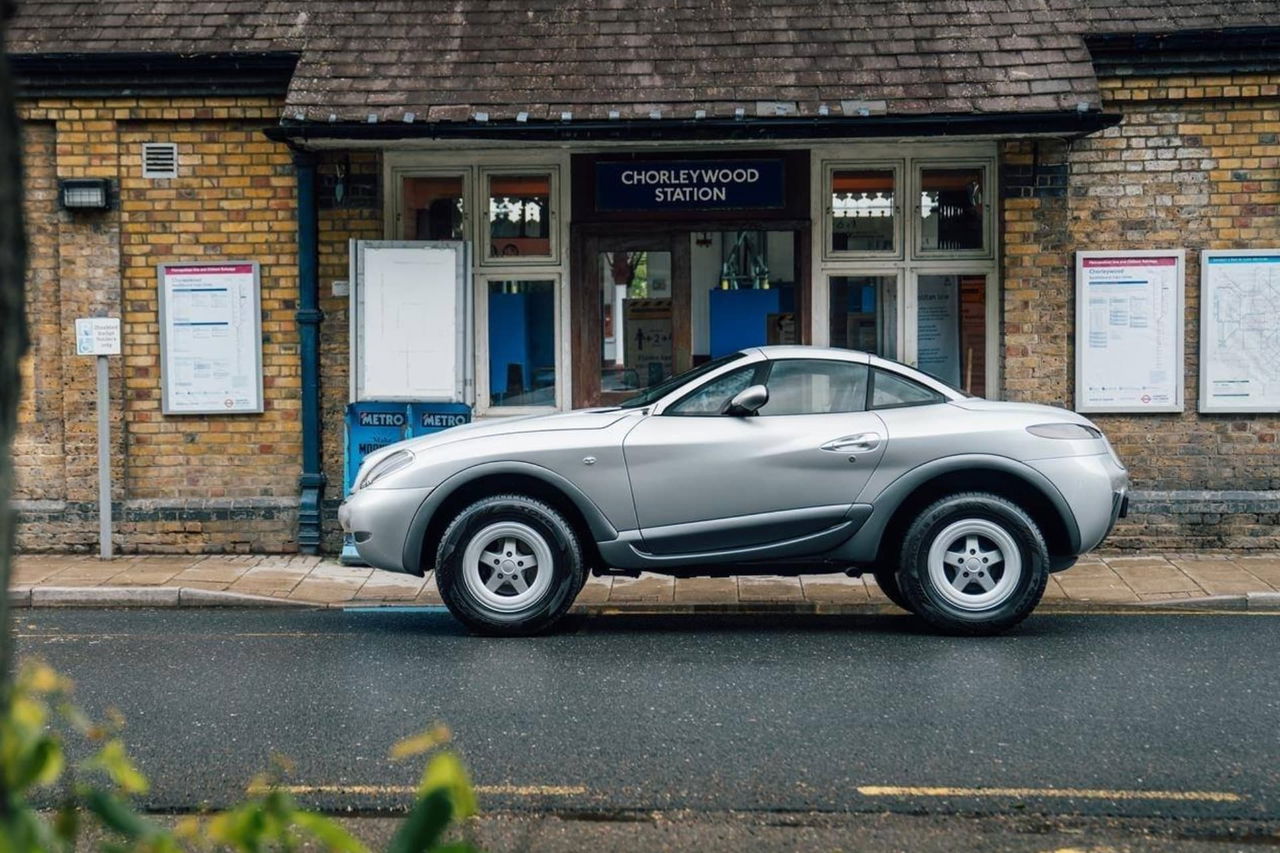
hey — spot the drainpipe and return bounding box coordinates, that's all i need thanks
[291,148,325,553]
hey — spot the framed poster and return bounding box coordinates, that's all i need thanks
[1200,250,1280,412]
[158,262,263,414]
[1075,250,1184,413]
[351,241,469,402]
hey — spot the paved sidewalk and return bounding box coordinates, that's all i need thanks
[8,551,1280,610]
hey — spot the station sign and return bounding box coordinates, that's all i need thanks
[595,159,786,212]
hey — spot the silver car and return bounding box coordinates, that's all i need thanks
[340,346,1128,635]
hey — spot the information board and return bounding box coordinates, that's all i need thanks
[1200,250,1280,412]
[1075,250,1184,413]
[353,241,468,402]
[158,262,262,414]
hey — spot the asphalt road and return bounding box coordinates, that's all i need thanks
[13,608,1280,824]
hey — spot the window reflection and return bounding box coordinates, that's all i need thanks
[599,251,673,392]
[829,275,896,358]
[830,169,895,252]
[402,176,464,240]
[919,168,984,251]
[488,279,556,407]
[489,174,551,258]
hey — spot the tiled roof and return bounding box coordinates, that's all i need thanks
[7,1,1279,123]
[1079,0,1280,33]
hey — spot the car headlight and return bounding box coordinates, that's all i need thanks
[1026,423,1103,440]
[357,449,414,489]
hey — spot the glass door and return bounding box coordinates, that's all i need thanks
[574,232,690,408]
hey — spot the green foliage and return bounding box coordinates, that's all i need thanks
[0,661,479,852]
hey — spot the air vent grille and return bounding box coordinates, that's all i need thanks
[141,143,178,179]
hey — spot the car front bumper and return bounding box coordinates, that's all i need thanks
[338,486,434,573]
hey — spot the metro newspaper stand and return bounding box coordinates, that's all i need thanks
[341,401,471,564]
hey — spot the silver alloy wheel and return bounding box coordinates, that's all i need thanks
[926,518,1023,611]
[461,521,555,613]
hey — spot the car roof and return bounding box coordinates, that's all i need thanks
[749,345,870,363]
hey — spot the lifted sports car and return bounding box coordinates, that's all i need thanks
[340,346,1128,635]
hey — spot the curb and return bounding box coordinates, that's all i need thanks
[8,587,1280,613]
[13,586,314,609]
[1131,592,1280,612]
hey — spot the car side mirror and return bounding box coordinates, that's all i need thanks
[722,384,769,416]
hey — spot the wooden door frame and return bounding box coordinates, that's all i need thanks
[571,220,812,409]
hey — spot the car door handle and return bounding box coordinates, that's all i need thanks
[821,433,881,453]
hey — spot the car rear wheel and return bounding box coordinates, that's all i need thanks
[436,494,584,636]
[898,492,1049,635]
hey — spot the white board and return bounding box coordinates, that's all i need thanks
[1075,250,1184,413]
[1200,249,1280,412]
[158,262,263,414]
[354,242,467,401]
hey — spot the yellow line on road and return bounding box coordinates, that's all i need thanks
[857,785,1243,803]
[253,783,589,797]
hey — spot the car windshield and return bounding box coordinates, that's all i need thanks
[617,352,748,409]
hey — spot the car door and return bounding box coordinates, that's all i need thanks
[622,357,887,555]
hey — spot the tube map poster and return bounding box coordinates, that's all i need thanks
[1200,250,1280,412]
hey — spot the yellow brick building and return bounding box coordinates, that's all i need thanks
[7,3,1280,554]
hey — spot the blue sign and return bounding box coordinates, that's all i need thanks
[343,401,472,495]
[341,401,472,566]
[596,159,786,212]
[408,402,472,436]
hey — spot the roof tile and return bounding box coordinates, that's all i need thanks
[7,0,1278,123]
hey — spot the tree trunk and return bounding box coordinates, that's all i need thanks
[0,0,30,695]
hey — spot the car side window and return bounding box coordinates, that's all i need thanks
[870,367,946,409]
[756,360,869,416]
[665,365,761,415]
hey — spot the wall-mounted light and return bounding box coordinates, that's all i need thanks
[58,178,111,211]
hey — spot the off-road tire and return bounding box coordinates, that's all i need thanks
[898,492,1049,635]
[435,494,585,636]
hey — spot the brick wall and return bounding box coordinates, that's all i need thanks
[1001,72,1280,549]
[13,97,308,553]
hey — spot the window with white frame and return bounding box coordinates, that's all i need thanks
[482,169,558,264]
[817,150,998,398]
[399,172,467,241]
[827,165,899,257]
[481,277,559,410]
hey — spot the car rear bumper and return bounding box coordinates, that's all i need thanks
[1027,452,1129,554]
[338,486,434,573]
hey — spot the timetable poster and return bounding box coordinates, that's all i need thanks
[1075,251,1184,413]
[159,262,263,414]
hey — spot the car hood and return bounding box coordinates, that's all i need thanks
[397,407,636,454]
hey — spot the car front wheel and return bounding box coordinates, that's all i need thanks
[435,494,584,636]
[898,492,1049,635]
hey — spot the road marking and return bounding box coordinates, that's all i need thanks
[856,785,1243,803]
[253,783,589,797]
